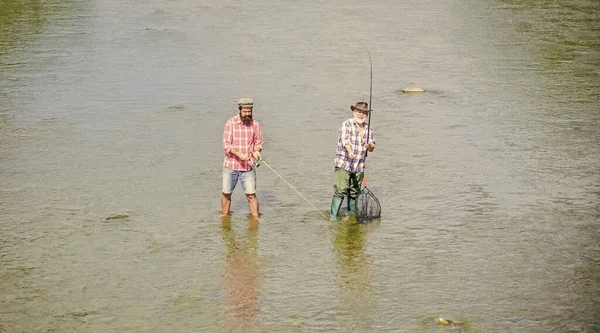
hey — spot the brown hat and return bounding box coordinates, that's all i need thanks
[350,101,370,112]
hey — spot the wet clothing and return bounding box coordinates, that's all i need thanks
[334,118,375,173]
[222,114,263,171]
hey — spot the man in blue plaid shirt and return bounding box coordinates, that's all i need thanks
[330,101,376,220]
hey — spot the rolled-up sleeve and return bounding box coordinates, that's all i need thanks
[253,123,264,148]
[222,121,233,154]
[341,121,352,147]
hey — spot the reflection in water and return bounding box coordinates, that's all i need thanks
[221,216,262,329]
[331,220,374,330]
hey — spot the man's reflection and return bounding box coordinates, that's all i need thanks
[221,216,262,324]
[331,220,374,326]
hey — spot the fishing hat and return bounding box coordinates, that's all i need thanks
[350,101,369,112]
[238,97,254,108]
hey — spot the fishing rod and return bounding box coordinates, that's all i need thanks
[255,47,375,221]
[361,45,373,157]
[354,45,382,223]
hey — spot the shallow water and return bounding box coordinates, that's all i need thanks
[1,0,599,332]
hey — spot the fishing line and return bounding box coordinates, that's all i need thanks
[259,159,329,220]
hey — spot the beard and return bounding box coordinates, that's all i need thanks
[240,113,253,124]
[354,115,366,125]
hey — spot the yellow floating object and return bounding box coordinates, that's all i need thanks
[434,317,451,325]
[402,87,425,93]
[433,317,464,327]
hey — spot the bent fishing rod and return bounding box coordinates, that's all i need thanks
[254,46,374,220]
[361,45,373,158]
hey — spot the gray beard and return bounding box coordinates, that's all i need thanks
[354,117,365,125]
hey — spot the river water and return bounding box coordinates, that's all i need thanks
[1,0,598,332]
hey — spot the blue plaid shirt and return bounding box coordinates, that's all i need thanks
[334,118,375,173]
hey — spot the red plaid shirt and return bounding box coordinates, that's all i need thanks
[222,114,264,171]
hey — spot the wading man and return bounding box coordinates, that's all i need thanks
[330,101,375,220]
[222,98,264,218]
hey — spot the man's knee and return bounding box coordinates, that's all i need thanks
[246,193,257,200]
[333,185,347,198]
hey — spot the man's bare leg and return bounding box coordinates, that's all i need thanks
[221,193,232,216]
[246,194,259,218]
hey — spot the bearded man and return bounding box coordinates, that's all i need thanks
[329,101,376,220]
[221,98,264,218]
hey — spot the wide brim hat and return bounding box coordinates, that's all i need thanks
[350,101,370,112]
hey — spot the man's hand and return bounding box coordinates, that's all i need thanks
[231,149,249,161]
[366,142,375,152]
[252,151,261,168]
[346,145,355,159]
[233,150,249,161]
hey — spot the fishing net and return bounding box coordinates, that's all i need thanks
[355,186,381,223]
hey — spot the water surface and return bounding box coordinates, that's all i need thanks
[1,0,598,332]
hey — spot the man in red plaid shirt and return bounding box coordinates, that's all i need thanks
[221,98,264,218]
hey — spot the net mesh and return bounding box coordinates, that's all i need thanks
[355,187,381,222]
